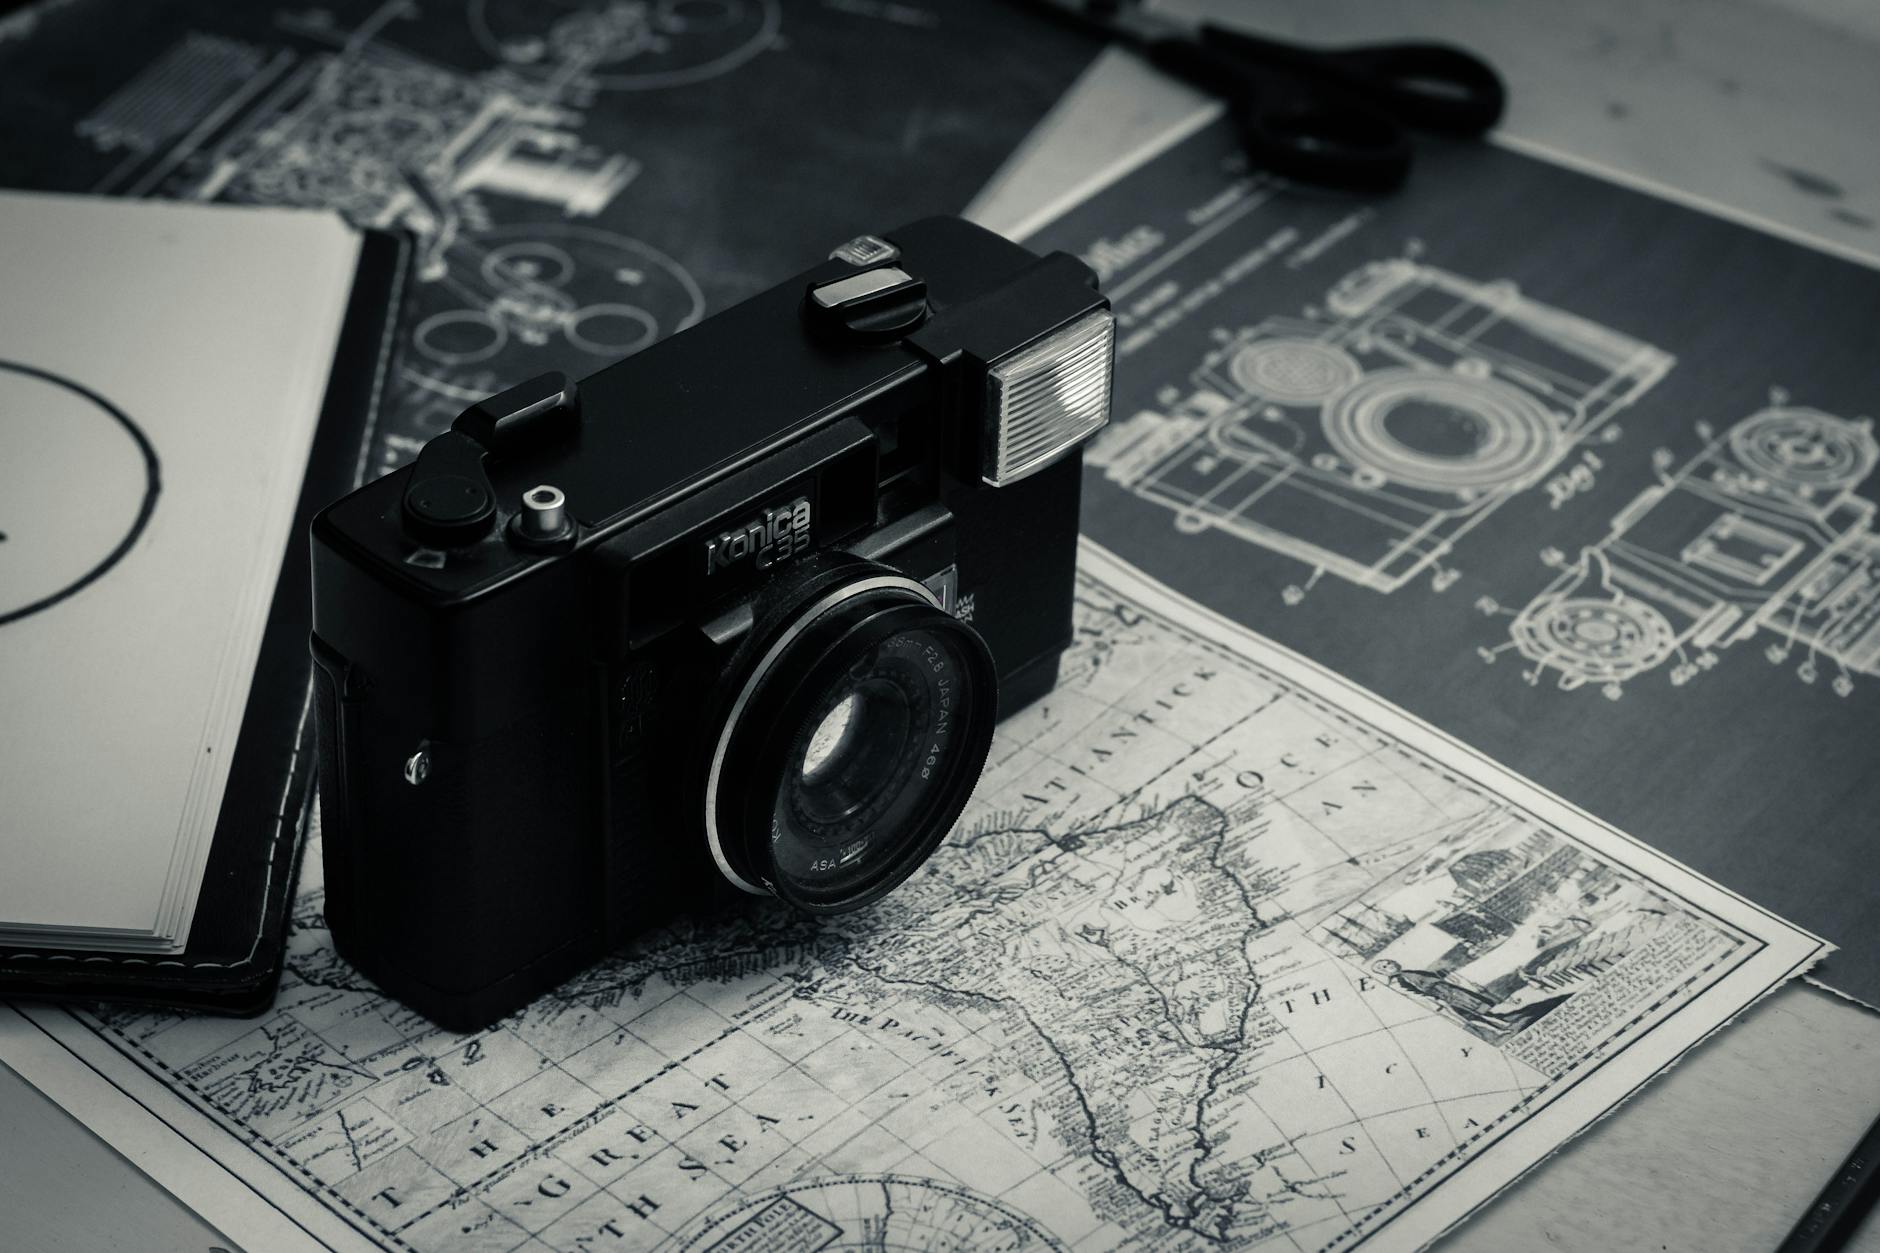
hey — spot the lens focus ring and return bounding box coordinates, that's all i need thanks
[702,569,996,914]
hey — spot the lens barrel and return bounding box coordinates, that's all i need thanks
[704,568,996,913]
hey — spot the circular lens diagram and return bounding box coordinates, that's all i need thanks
[1321,368,1564,494]
[0,362,158,626]
[1727,406,1877,493]
[1227,339,1362,406]
[1510,596,1678,686]
[468,0,781,91]
[403,223,706,403]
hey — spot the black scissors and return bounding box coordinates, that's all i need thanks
[1028,2,1506,191]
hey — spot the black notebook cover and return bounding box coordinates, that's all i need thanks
[0,226,409,1014]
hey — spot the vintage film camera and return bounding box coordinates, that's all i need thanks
[310,218,1114,1029]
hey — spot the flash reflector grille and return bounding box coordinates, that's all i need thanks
[982,309,1115,487]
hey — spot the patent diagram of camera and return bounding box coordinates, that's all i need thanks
[310,218,1114,1029]
[1088,260,1673,595]
[1502,403,1880,699]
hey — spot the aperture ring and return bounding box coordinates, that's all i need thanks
[702,574,940,896]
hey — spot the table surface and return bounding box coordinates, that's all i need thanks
[5,0,1878,1249]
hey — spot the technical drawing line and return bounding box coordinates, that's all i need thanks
[1499,402,1880,698]
[1110,184,1276,302]
[1089,259,1675,597]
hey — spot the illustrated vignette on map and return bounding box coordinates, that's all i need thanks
[1059,562,1768,1249]
[675,1172,1068,1252]
[70,549,1784,1253]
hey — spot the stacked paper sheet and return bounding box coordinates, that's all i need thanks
[0,191,360,953]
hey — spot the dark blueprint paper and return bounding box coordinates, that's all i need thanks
[1025,112,1880,1005]
[0,0,1093,477]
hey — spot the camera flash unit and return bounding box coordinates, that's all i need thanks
[981,308,1115,487]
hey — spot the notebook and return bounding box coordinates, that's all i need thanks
[0,190,405,1001]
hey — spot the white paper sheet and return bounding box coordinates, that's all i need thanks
[0,190,359,949]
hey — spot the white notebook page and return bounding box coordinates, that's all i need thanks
[0,191,359,949]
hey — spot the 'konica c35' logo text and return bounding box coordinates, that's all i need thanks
[705,496,812,575]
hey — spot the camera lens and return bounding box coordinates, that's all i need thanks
[796,684,903,822]
[705,569,996,913]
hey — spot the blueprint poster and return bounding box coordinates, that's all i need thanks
[0,0,1093,478]
[1023,113,1880,1005]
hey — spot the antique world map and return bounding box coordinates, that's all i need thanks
[4,546,1822,1251]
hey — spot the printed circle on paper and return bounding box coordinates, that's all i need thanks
[1511,595,1678,684]
[0,362,158,626]
[1727,406,1877,493]
[1321,368,1563,494]
[402,223,705,403]
[1227,339,1363,406]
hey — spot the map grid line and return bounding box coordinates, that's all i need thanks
[47,553,1822,1253]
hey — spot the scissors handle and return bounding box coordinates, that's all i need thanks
[1235,88,1415,192]
[1199,25,1507,136]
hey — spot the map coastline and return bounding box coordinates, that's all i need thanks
[5,542,1828,1252]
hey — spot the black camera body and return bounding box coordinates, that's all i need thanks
[310,218,1113,1029]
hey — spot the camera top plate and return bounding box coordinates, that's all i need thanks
[312,217,1103,615]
